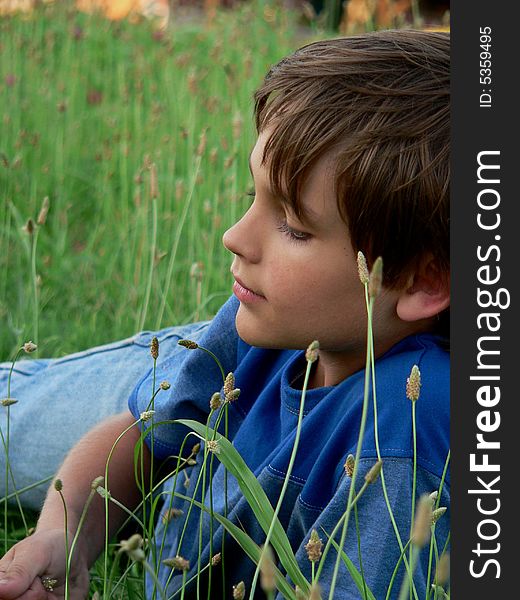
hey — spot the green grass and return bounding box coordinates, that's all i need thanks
[0,5,451,600]
[0,0,306,361]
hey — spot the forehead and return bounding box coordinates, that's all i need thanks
[249,129,340,227]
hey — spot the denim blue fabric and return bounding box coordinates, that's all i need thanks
[129,295,450,599]
[0,320,210,510]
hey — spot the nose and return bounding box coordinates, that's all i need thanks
[222,207,261,263]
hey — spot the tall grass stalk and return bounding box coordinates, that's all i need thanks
[55,482,70,599]
[138,166,159,332]
[102,418,142,598]
[409,399,418,598]
[326,293,374,600]
[366,282,415,587]
[29,228,39,350]
[2,475,53,503]
[155,154,202,331]
[176,340,229,597]
[249,341,318,599]
[354,500,368,600]
[425,451,450,600]
[2,346,26,552]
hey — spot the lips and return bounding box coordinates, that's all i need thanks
[232,273,266,303]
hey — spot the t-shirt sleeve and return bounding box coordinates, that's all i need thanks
[128,294,240,459]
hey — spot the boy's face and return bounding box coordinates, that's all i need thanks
[223,128,415,380]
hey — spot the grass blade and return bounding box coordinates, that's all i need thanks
[175,419,310,595]
[323,532,377,600]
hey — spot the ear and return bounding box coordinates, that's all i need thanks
[396,257,450,322]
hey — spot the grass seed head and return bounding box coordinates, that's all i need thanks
[224,372,240,402]
[178,339,199,350]
[23,341,37,353]
[119,534,145,562]
[429,490,439,504]
[406,365,421,402]
[344,454,355,477]
[226,388,241,403]
[224,154,235,169]
[309,582,323,600]
[160,380,171,390]
[305,529,323,563]
[434,552,450,586]
[1,398,18,407]
[232,111,243,140]
[210,392,222,410]
[149,163,158,199]
[162,555,190,571]
[368,256,383,298]
[305,340,320,363]
[175,178,185,200]
[41,577,57,592]
[365,459,383,484]
[432,507,447,524]
[232,581,245,600]
[411,494,433,547]
[209,147,218,165]
[140,410,155,422]
[191,443,201,455]
[357,251,369,285]
[22,218,35,236]
[37,196,50,226]
[187,69,198,95]
[260,544,276,592]
[196,129,207,157]
[206,439,220,454]
[150,336,159,360]
[54,479,63,492]
[162,508,183,524]
[120,534,143,551]
[224,372,235,395]
[190,261,204,281]
[211,552,221,566]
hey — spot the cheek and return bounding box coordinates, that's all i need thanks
[272,258,348,305]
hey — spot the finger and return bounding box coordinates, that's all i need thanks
[0,545,49,598]
[6,576,49,600]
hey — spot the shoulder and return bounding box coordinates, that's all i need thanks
[364,333,450,481]
[128,295,242,457]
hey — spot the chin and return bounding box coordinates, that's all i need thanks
[235,312,306,350]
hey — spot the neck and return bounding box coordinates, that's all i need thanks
[306,336,406,389]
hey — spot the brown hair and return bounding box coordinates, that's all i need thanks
[254,29,450,294]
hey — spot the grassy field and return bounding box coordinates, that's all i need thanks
[0,5,450,599]
[0,0,308,361]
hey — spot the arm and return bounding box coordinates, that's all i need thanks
[0,410,148,599]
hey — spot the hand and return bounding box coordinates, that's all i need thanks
[0,529,90,599]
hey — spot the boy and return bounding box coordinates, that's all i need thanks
[0,29,450,598]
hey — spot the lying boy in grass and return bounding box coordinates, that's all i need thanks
[0,29,450,599]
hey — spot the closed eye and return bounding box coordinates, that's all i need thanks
[245,187,311,244]
[276,220,311,244]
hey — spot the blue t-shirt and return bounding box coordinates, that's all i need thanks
[129,295,450,599]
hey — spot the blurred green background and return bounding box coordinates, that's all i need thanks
[0,0,449,361]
